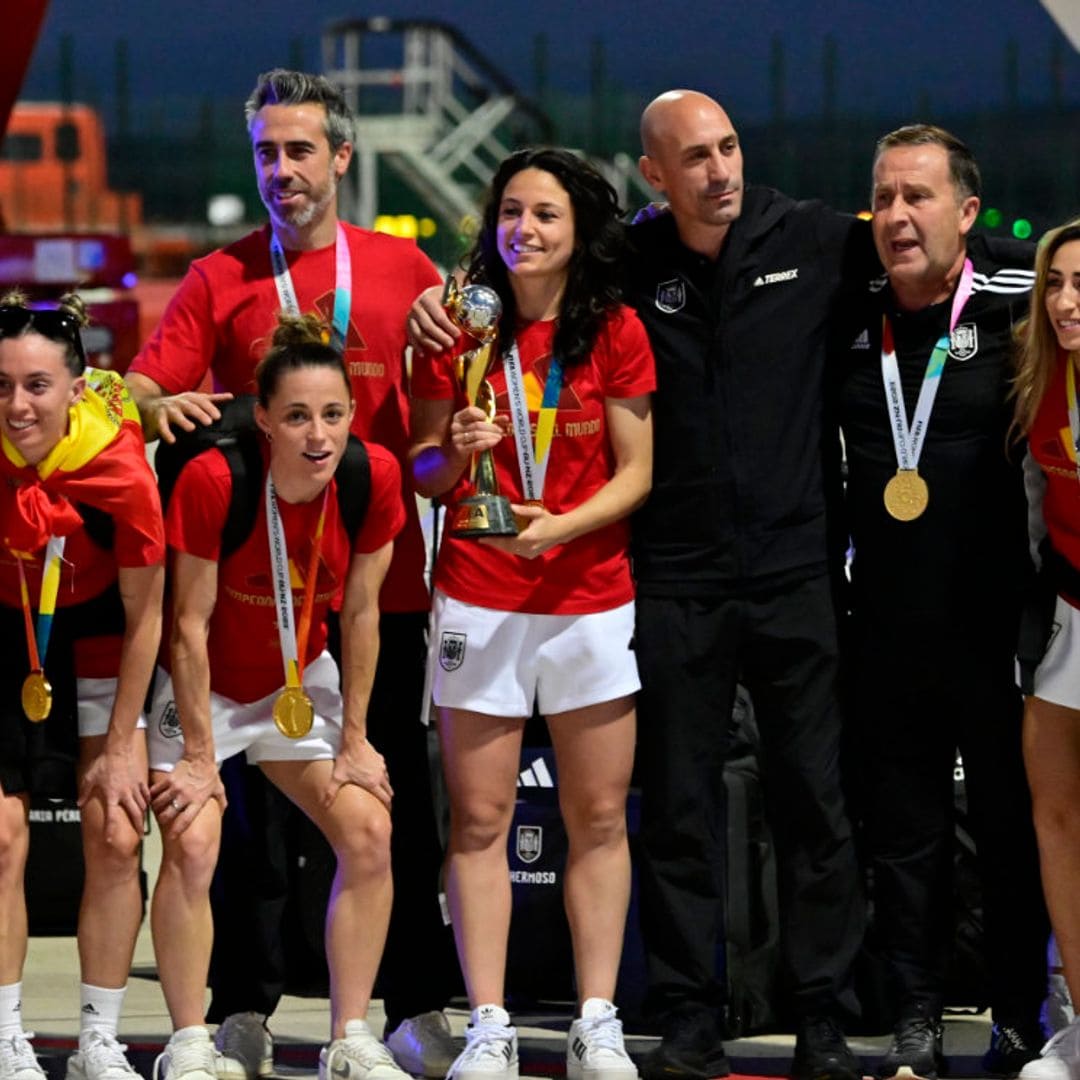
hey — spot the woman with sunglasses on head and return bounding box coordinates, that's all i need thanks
[0,292,165,1080]
[409,148,655,1080]
[1012,219,1080,1080]
[145,314,410,1080]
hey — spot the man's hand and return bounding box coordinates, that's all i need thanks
[78,741,150,842]
[324,738,393,810]
[150,755,226,836]
[406,285,460,353]
[147,391,235,444]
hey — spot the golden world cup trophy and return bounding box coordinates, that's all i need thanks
[443,278,518,537]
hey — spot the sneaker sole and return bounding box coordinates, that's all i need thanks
[215,1056,274,1080]
[66,1055,139,1080]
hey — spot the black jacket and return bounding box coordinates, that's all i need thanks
[627,185,875,595]
[838,232,1034,641]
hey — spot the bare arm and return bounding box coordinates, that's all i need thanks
[149,550,226,833]
[324,539,396,809]
[124,371,233,445]
[483,393,654,560]
[408,396,506,500]
[77,561,164,838]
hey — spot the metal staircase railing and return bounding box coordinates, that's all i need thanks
[321,17,552,230]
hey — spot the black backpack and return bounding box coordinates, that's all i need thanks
[154,395,371,558]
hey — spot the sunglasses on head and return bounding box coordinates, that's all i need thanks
[0,305,86,366]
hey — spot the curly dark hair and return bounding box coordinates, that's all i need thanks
[465,147,625,368]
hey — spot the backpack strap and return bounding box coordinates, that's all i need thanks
[335,436,371,546]
[219,430,265,560]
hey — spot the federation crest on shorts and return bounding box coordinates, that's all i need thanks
[949,323,978,361]
[438,631,467,672]
[158,700,181,739]
[655,278,686,314]
[516,824,543,864]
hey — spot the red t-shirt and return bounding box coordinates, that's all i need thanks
[129,222,440,613]
[1028,357,1080,583]
[411,305,655,614]
[165,441,404,702]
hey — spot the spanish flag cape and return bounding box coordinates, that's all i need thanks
[0,368,164,560]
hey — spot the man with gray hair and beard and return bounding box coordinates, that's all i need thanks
[127,69,459,1080]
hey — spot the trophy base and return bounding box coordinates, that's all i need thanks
[451,494,519,538]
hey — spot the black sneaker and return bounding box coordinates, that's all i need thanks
[878,1009,945,1080]
[791,1015,861,1080]
[982,1023,1045,1078]
[640,1008,730,1080]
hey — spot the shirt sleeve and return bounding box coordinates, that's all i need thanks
[410,341,460,401]
[354,443,405,554]
[597,306,657,398]
[128,265,217,394]
[165,450,231,561]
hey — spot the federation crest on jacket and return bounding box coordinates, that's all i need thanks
[655,278,686,314]
[948,323,978,361]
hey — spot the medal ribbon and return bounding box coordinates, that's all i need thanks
[503,340,563,502]
[881,258,975,470]
[13,536,65,673]
[1065,351,1080,484]
[264,476,329,694]
[269,223,352,354]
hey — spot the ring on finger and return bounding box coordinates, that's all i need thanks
[171,798,182,812]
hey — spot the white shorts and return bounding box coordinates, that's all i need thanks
[427,591,640,717]
[1029,594,1080,710]
[78,677,147,738]
[146,651,342,771]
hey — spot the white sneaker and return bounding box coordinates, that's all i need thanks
[1021,1017,1080,1080]
[214,1014,274,1080]
[385,1012,457,1078]
[0,1033,44,1080]
[319,1019,410,1080]
[567,1000,638,1080]
[447,1007,518,1080]
[67,1032,140,1080]
[154,1029,219,1080]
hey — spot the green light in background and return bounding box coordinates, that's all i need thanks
[983,208,1003,228]
[1012,218,1033,240]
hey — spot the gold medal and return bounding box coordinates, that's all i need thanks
[883,468,930,522]
[272,685,315,739]
[21,670,53,723]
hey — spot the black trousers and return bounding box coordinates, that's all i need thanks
[850,615,1049,1024]
[635,574,863,1024]
[207,611,460,1029]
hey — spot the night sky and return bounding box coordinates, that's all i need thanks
[20,0,1080,127]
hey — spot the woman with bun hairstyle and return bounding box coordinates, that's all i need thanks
[409,147,655,1080]
[0,291,164,1080]
[1013,218,1080,1080]
[145,313,411,1080]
